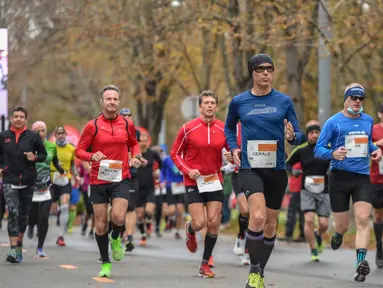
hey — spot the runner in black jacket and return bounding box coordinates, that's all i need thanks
[0,107,46,264]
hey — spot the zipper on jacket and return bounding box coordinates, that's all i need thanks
[110,121,114,136]
[208,124,210,144]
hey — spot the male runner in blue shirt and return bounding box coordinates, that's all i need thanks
[315,83,382,282]
[225,53,304,288]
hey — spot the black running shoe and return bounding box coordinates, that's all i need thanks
[330,233,343,250]
[354,260,370,282]
[125,241,135,252]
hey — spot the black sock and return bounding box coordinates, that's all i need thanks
[11,245,17,250]
[111,224,123,240]
[202,233,218,262]
[315,230,322,246]
[238,215,248,239]
[260,235,276,270]
[127,235,133,242]
[187,221,195,235]
[137,221,145,235]
[356,248,367,265]
[17,241,23,248]
[374,222,383,248]
[155,209,162,232]
[107,221,113,234]
[95,233,110,263]
[246,229,264,269]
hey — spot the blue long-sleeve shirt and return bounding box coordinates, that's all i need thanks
[315,112,378,175]
[225,89,304,170]
[162,156,183,188]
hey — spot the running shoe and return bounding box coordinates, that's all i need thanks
[98,262,112,278]
[354,260,370,282]
[110,236,124,261]
[330,233,342,250]
[199,263,215,278]
[234,237,246,255]
[125,240,135,252]
[376,248,383,268]
[208,255,215,268]
[16,246,23,263]
[36,248,47,258]
[56,236,66,247]
[241,253,250,266]
[245,273,265,288]
[185,221,198,253]
[6,249,18,264]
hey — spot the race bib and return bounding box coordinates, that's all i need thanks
[11,185,27,189]
[97,160,123,182]
[345,135,368,158]
[379,160,383,175]
[196,174,223,193]
[52,171,69,186]
[304,175,325,194]
[171,182,185,195]
[247,140,277,168]
[33,187,52,202]
[87,185,91,198]
[154,186,166,196]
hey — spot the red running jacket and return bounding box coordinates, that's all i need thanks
[170,117,229,186]
[75,114,140,185]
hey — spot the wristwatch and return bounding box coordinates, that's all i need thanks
[134,155,142,160]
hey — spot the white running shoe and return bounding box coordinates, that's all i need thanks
[233,237,246,255]
[241,253,250,266]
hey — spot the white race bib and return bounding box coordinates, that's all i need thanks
[345,135,368,158]
[97,160,123,182]
[154,186,165,196]
[171,182,185,195]
[379,160,383,175]
[52,171,69,186]
[304,175,325,194]
[33,187,52,202]
[247,140,277,168]
[196,174,223,193]
[11,185,27,189]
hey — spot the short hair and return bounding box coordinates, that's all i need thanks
[12,106,28,118]
[54,125,66,134]
[199,90,218,105]
[100,85,120,99]
[344,83,364,92]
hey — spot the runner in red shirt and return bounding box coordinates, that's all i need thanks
[370,103,383,268]
[75,85,142,278]
[170,90,230,278]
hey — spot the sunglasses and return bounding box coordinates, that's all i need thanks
[254,65,274,73]
[350,96,365,101]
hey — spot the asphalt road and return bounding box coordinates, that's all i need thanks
[0,221,382,287]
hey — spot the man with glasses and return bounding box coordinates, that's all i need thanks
[315,83,382,282]
[225,54,304,288]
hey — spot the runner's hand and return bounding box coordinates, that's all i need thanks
[232,149,241,166]
[225,151,233,162]
[371,148,382,162]
[332,147,347,160]
[284,119,294,141]
[130,158,141,168]
[375,139,383,147]
[140,157,148,167]
[91,151,106,162]
[187,169,200,180]
[24,152,36,161]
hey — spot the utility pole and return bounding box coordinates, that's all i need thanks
[318,0,332,126]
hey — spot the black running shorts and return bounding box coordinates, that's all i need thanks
[90,178,130,204]
[239,169,288,210]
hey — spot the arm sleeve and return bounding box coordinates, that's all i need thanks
[224,98,240,151]
[75,122,95,162]
[35,134,47,162]
[314,120,334,160]
[153,151,163,170]
[369,122,379,153]
[127,119,140,157]
[52,156,65,174]
[286,99,304,145]
[170,125,192,174]
[286,148,301,172]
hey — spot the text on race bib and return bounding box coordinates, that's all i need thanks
[247,140,277,168]
[345,135,368,158]
[97,160,123,182]
[196,174,223,193]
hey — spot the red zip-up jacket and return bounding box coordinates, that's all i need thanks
[75,114,140,185]
[170,117,229,186]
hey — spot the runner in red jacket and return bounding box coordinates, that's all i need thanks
[170,90,229,278]
[75,85,142,279]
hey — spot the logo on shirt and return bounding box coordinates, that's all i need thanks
[4,138,10,143]
[246,106,277,116]
[187,188,194,193]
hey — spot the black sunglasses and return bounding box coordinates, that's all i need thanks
[254,65,274,73]
[350,96,365,101]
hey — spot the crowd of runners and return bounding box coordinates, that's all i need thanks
[0,54,382,287]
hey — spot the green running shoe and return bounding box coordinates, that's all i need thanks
[311,254,320,262]
[245,273,265,288]
[110,236,124,261]
[98,262,112,278]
